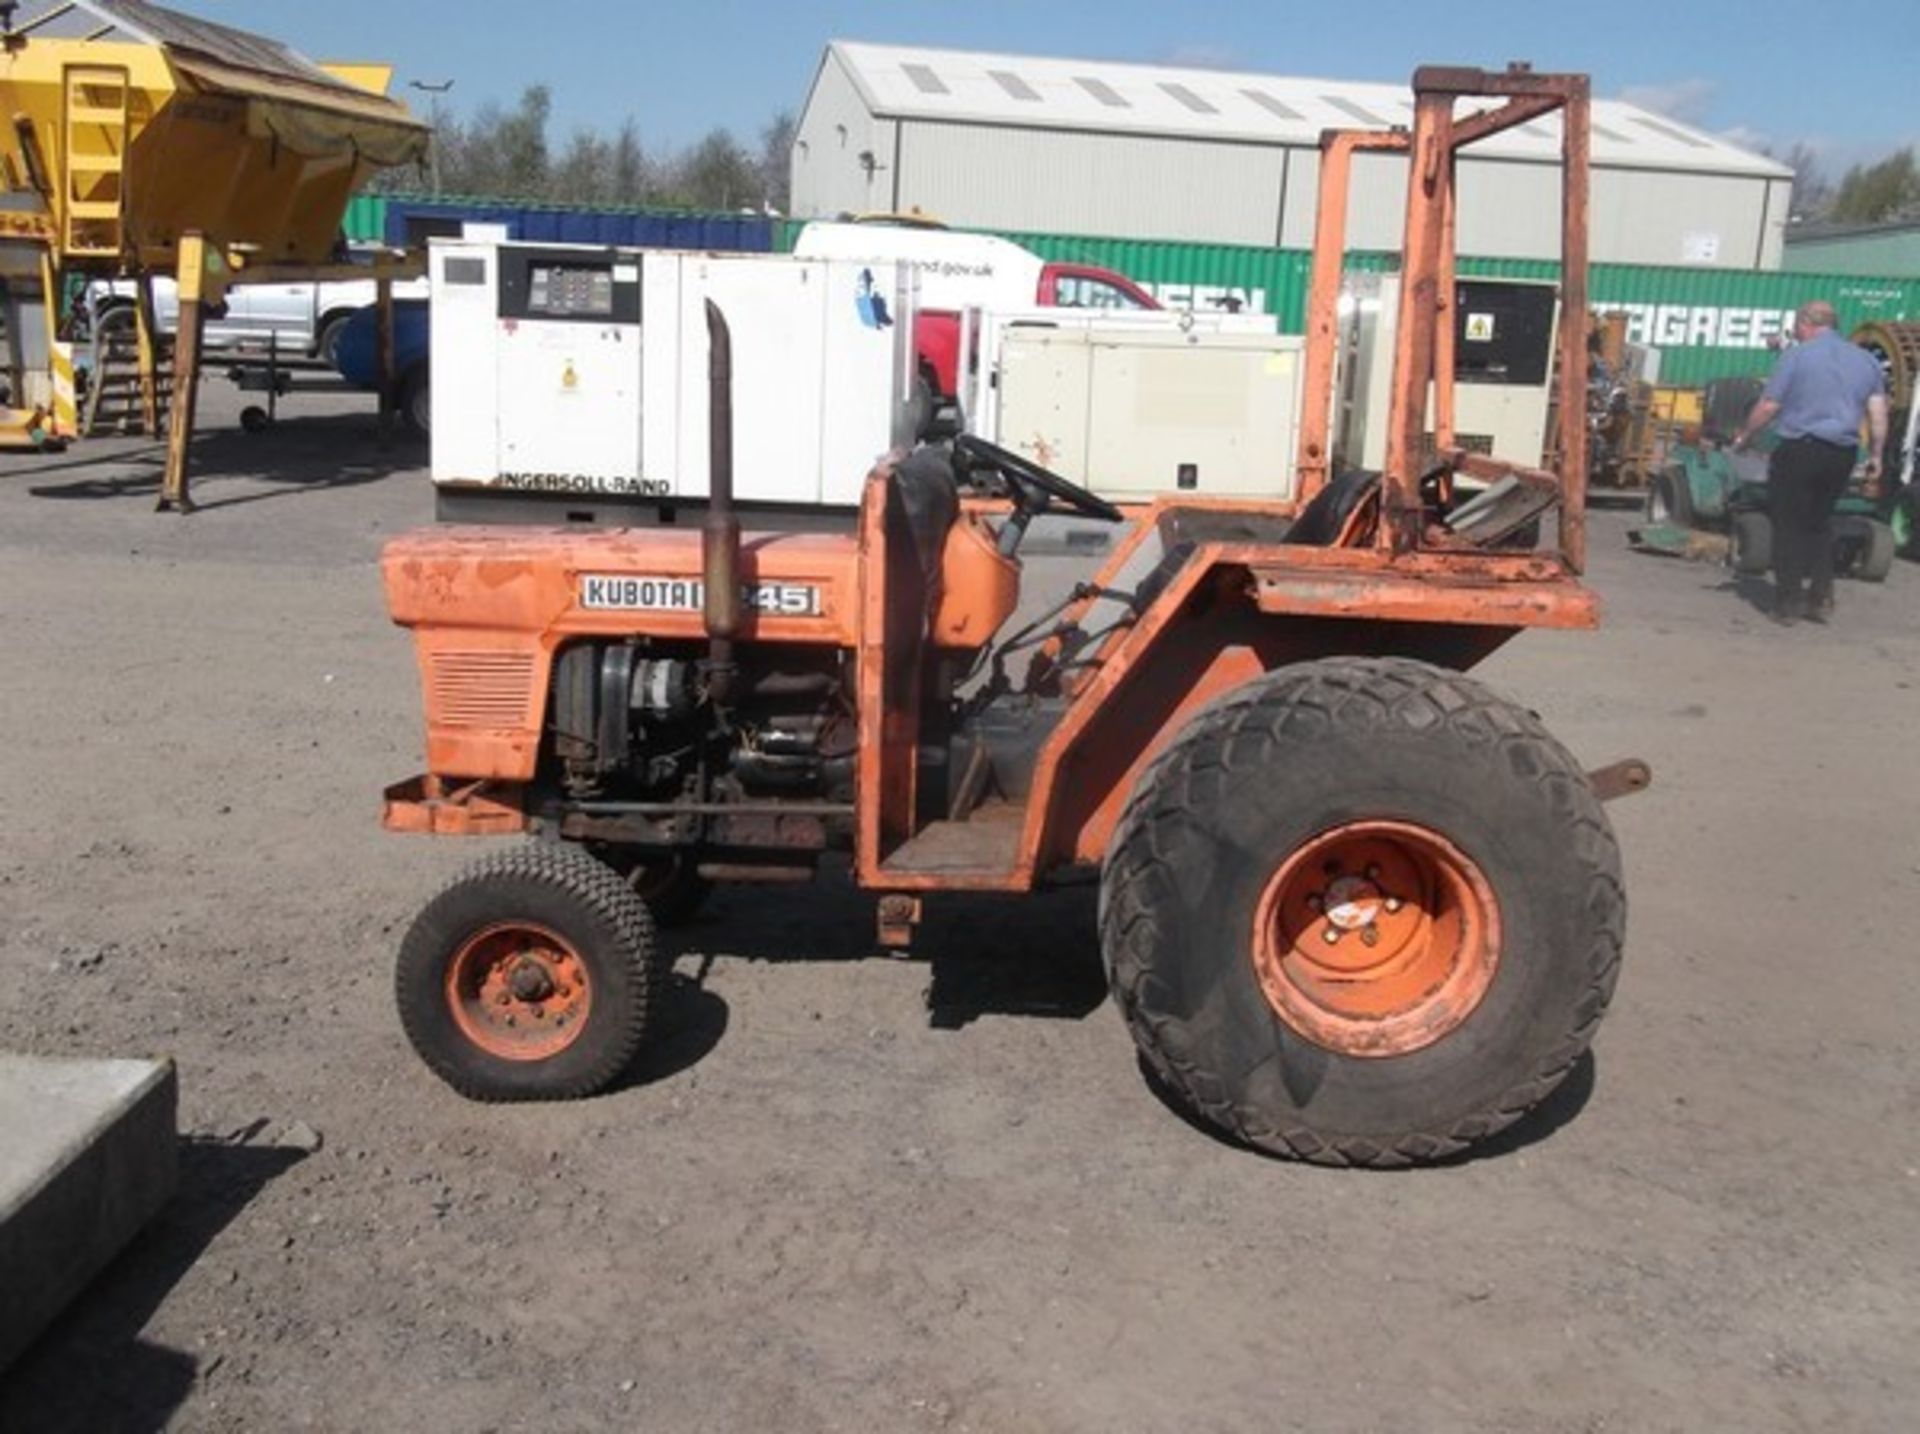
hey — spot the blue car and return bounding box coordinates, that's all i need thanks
[333,298,431,433]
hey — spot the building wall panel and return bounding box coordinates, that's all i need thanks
[792,52,894,219]
[890,121,1284,244]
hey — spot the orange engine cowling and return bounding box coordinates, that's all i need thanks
[383,524,863,781]
[383,510,1015,784]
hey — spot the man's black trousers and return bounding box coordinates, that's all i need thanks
[1768,435,1856,605]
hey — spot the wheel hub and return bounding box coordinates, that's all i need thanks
[1321,873,1383,932]
[445,922,592,1062]
[508,958,555,1003]
[1252,822,1501,1057]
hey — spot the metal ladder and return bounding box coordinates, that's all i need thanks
[82,305,170,437]
[61,62,130,259]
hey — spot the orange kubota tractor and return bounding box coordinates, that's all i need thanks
[380,65,1647,1167]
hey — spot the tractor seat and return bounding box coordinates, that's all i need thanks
[891,446,962,590]
[1286,469,1380,546]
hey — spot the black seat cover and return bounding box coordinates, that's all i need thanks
[891,447,961,589]
[1287,468,1380,546]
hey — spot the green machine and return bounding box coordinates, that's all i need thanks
[1641,377,1898,582]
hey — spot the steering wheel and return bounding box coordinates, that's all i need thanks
[953,433,1124,524]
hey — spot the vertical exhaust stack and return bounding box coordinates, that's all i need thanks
[702,299,741,708]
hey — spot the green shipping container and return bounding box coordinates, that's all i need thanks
[780,218,1920,388]
[1006,231,1920,387]
[342,192,388,244]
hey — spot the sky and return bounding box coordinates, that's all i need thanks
[196,0,1914,174]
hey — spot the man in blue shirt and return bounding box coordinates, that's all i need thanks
[1733,301,1889,624]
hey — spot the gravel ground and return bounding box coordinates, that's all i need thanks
[1,388,1917,1432]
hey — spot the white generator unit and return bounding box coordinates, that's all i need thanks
[960,311,1305,502]
[429,239,917,513]
[1336,274,1560,472]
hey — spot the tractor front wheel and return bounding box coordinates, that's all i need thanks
[1099,657,1626,1167]
[396,843,663,1100]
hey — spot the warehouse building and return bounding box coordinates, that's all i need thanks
[793,42,1794,269]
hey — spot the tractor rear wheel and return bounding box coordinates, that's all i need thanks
[396,843,663,1100]
[1099,657,1625,1167]
[1729,510,1773,575]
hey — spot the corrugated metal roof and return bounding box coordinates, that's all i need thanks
[827,41,1790,180]
[68,0,366,97]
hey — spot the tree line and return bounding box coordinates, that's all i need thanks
[1779,143,1920,226]
[371,86,796,212]
[385,84,1919,230]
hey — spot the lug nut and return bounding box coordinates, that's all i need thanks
[1322,927,1342,945]
[1361,928,1380,947]
[1384,897,1403,913]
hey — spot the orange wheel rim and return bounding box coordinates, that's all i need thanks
[1251,820,1500,1057]
[444,922,592,1062]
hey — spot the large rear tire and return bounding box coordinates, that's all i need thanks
[1099,657,1625,1167]
[396,843,663,1101]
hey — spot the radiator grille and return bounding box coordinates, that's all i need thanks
[429,650,537,728]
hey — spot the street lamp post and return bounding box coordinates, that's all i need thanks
[408,78,456,196]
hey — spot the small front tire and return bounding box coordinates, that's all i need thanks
[396,844,663,1101]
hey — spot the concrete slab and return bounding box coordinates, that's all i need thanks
[0,1055,178,1371]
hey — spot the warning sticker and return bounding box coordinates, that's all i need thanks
[1464,312,1496,343]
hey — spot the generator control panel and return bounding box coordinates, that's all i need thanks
[495,247,640,323]
[528,263,614,317]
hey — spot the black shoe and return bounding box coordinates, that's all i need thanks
[1771,594,1804,626]
[1806,595,1834,624]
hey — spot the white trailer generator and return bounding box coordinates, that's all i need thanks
[429,239,917,521]
[959,311,1305,503]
